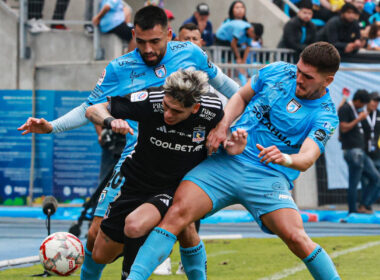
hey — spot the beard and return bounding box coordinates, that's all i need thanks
[141,52,165,66]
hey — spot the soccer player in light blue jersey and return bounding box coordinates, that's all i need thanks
[126,42,342,280]
[17,6,239,280]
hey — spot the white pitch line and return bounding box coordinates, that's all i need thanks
[0,255,39,269]
[259,240,380,280]
[200,234,243,240]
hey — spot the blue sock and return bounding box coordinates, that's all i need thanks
[80,246,106,280]
[127,227,177,280]
[180,240,207,280]
[303,245,340,280]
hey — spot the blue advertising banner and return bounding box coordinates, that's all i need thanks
[0,90,101,205]
[52,91,101,202]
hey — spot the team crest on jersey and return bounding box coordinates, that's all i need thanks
[130,91,148,102]
[97,69,106,86]
[192,126,206,143]
[286,98,301,113]
[154,65,167,78]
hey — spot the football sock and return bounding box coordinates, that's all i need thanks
[127,227,177,280]
[121,236,148,279]
[303,245,340,280]
[180,240,207,280]
[80,246,106,280]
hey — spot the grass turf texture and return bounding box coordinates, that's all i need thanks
[1,235,380,279]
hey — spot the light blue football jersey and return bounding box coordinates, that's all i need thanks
[87,41,218,168]
[99,0,125,33]
[231,61,339,184]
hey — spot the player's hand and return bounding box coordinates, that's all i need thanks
[225,129,248,155]
[358,111,368,121]
[17,117,53,135]
[256,144,285,165]
[110,119,134,135]
[206,122,229,156]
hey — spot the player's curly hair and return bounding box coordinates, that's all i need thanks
[163,69,209,107]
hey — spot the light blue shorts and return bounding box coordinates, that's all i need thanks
[183,153,298,234]
[94,166,125,217]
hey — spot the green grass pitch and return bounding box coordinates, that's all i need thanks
[1,235,380,279]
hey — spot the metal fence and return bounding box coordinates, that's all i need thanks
[18,0,104,60]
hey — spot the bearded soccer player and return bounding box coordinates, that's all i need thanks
[85,70,247,280]
[18,5,239,280]
[126,42,341,280]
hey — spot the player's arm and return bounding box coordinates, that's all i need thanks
[256,137,321,172]
[18,102,89,135]
[85,102,134,135]
[206,80,254,154]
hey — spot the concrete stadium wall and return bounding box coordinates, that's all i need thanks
[0,2,18,89]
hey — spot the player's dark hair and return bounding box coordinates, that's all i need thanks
[179,23,201,33]
[163,70,209,108]
[300,42,340,74]
[353,89,370,103]
[134,6,168,30]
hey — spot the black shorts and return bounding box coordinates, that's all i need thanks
[100,187,175,243]
[109,22,133,42]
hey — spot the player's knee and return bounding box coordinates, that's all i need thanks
[166,204,191,229]
[284,230,309,248]
[124,217,147,238]
[92,246,109,264]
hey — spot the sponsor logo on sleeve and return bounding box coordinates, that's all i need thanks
[314,129,327,141]
[130,91,148,102]
[286,98,301,113]
[323,122,336,136]
[97,69,106,86]
[154,65,167,78]
[192,126,206,143]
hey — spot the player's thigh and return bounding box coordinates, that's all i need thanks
[92,228,123,264]
[124,202,162,238]
[261,208,305,239]
[160,180,213,235]
[86,216,103,251]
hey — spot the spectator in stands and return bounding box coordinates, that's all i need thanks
[278,0,316,60]
[338,89,379,214]
[367,22,380,50]
[178,23,203,47]
[183,3,214,46]
[92,0,136,52]
[360,92,380,214]
[369,2,380,24]
[226,1,248,22]
[27,0,70,33]
[317,3,362,56]
[250,22,264,47]
[84,0,132,35]
[311,0,336,25]
[353,0,371,38]
[215,19,256,84]
[165,9,176,41]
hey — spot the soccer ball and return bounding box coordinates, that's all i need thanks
[39,232,84,276]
